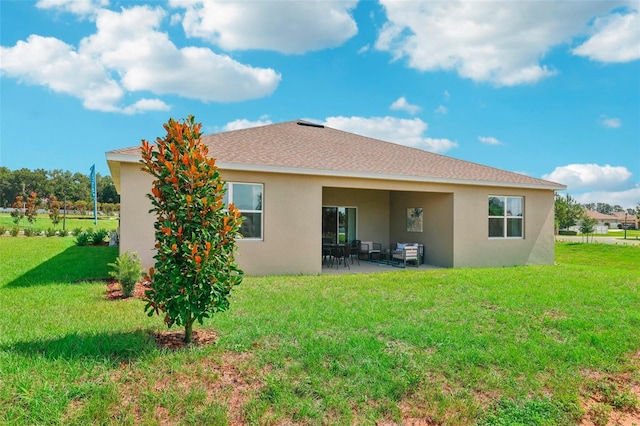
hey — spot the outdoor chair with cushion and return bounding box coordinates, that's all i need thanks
[392,243,419,268]
[359,241,382,261]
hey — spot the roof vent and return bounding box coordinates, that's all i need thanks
[297,121,324,128]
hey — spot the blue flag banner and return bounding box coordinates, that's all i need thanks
[90,164,97,226]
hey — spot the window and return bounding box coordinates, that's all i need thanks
[488,196,523,238]
[224,183,263,240]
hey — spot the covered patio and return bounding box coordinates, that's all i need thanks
[321,186,455,271]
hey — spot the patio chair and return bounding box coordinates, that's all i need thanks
[359,241,382,261]
[349,240,361,265]
[331,244,350,269]
[392,243,419,268]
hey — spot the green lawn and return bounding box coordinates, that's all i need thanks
[0,212,118,234]
[1,239,639,425]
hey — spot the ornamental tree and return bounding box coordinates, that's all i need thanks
[140,115,244,343]
[10,195,25,227]
[25,192,39,226]
[49,195,62,228]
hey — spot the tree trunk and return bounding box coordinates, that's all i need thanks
[184,316,194,344]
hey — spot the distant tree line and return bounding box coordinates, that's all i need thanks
[581,202,636,216]
[0,167,120,208]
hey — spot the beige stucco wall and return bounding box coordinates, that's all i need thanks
[221,170,322,276]
[119,162,155,270]
[115,160,556,275]
[452,186,556,267]
[118,163,324,276]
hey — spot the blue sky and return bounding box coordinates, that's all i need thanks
[1,0,639,208]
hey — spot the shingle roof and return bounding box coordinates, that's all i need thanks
[107,120,564,190]
[585,210,619,220]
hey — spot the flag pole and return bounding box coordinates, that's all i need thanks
[90,164,97,226]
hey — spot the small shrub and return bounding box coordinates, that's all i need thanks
[45,228,57,237]
[72,227,83,236]
[0,226,6,236]
[108,251,143,298]
[91,228,109,245]
[58,229,69,237]
[9,227,20,237]
[558,230,578,235]
[23,227,37,237]
[75,231,92,246]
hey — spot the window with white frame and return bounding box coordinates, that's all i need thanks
[488,196,523,238]
[224,183,263,240]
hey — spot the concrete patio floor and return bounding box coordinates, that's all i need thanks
[321,259,441,275]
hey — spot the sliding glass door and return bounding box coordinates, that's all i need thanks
[322,207,357,244]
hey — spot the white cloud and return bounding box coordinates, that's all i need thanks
[222,118,273,132]
[443,90,450,100]
[323,116,458,153]
[543,164,633,191]
[572,8,640,63]
[601,117,622,128]
[357,44,370,54]
[478,136,502,145]
[122,98,171,115]
[435,105,448,114]
[573,185,640,210]
[374,1,627,86]
[1,5,281,113]
[169,0,358,54]
[36,0,108,17]
[390,96,421,114]
[0,35,124,112]
[82,6,281,102]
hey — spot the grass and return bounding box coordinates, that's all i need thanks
[0,212,118,234]
[1,240,639,425]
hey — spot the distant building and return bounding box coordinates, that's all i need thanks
[612,211,638,230]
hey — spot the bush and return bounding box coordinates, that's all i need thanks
[58,229,69,237]
[108,251,143,298]
[45,228,57,237]
[558,230,577,235]
[91,228,109,245]
[9,227,20,237]
[72,227,83,236]
[23,228,38,237]
[75,231,92,246]
[0,226,6,236]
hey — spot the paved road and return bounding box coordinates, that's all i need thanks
[556,235,640,245]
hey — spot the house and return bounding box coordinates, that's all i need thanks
[612,211,638,229]
[106,120,565,276]
[584,210,620,229]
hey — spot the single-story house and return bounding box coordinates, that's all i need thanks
[612,211,638,229]
[584,210,621,228]
[106,120,565,276]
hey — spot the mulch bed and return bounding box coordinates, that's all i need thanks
[104,280,147,300]
[152,329,219,350]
